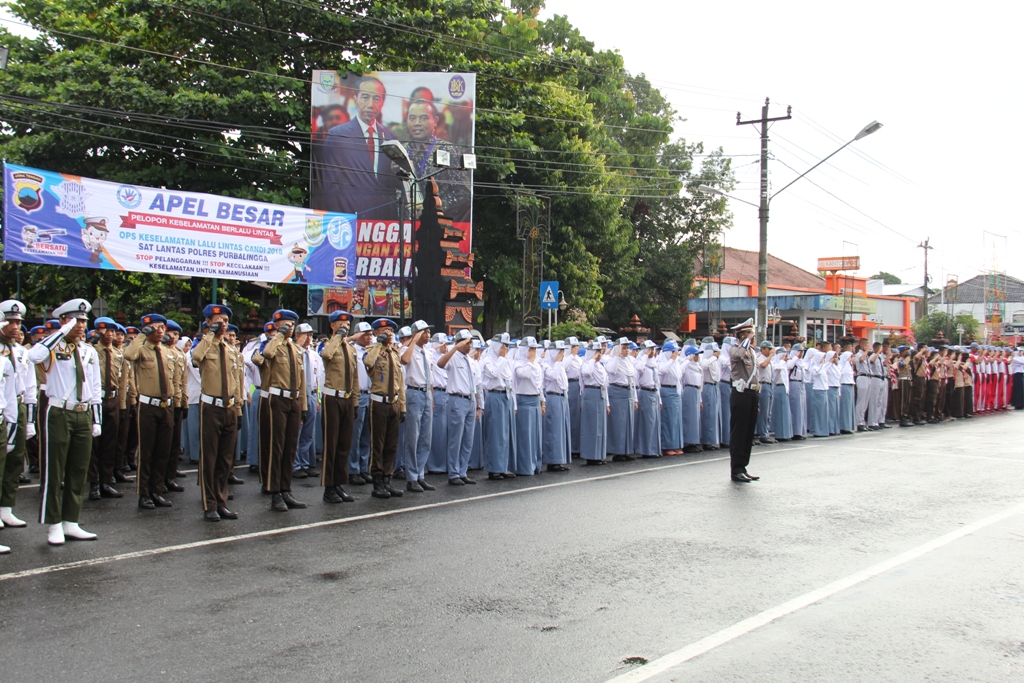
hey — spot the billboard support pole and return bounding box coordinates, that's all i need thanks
[212,277,218,307]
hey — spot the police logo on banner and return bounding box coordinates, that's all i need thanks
[327,215,353,250]
[12,171,44,213]
[305,214,325,246]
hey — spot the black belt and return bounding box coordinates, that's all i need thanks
[611,383,630,388]
[641,387,658,392]
[584,385,603,390]
[488,389,506,394]
[775,383,786,386]
[407,385,428,392]
[567,378,580,382]
[434,388,446,393]
[449,392,472,400]
[686,384,701,388]
[704,382,716,386]
[546,391,565,397]
[660,384,678,389]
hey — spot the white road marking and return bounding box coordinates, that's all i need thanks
[0,446,816,583]
[604,500,1024,683]
[839,446,1024,463]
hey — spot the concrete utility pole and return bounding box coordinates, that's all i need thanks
[737,99,791,340]
[918,237,932,319]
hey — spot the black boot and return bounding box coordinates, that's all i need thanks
[281,491,307,509]
[418,479,436,491]
[271,493,288,512]
[89,484,101,501]
[323,486,344,504]
[336,486,354,502]
[382,476,404,497]
[371,474,390,499]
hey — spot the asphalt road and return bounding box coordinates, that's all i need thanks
[1,412,1022,683]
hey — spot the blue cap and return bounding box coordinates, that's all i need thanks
[263,321,276,332]
[663,341,679,352]
[140,313,167,326]
[115,323,126,334]
[203,304,233,319]
[228,324,239,333]
[125,326,139,334]
[684,346,700,356]
[165,320,182,333]
[29,325,44,335]
[272,309,299,322]
[629,342,639,350]
[371,318,396,330]
[329,310,352,324]
[93,316,117,331]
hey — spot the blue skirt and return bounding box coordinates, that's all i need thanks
[790,383,806,436]
[756,384,773,437]
[811,389,828,437]
[469,411,484,469]
[568,379,581,455]
[513,394,542,475]
[700,383,720,446]
[827,386,840,435]
[634,388,661,456]
[580,386,607,460]
[607,384,634,455]
[840,385,855,432]
[682,385,701,446]
[483,391,515,474]
[772,385,792,439]
[659,387,682,451]
[543,392,571,465]
[718,381,732,446]
[804,381,815,435]
[427,390,448,473]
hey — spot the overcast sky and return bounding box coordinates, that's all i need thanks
[542,0,1021,289]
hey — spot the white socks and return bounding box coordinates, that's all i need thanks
[0,543,9,554]
[62,521,97,541]
[0,507,26,527]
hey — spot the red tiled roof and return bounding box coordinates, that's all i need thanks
[702,247,825,291]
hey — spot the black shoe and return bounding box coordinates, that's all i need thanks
[880,423,892,429]
[323,487,344,504]
[336,486,354,502]
[138,495,155,510]
[791,435,806,441]
[502,472,517,478]
[100,484,123,499]
[271,493,288,511]
[393,468,406,480]
[113,470,134,483]
[856,425,867,432]
[448,477,465,486]
[372,475,392,498]
[248,464,260,473]
[125,462,137,472]
[743,471,760,481]
[89,484,101,501]
[174,470,186,478]
[702,445,719,451]
[228,493,234,500]
[731,473,753,482]
[611,454,631,462]
[292,468,308,479]
[460,477,476,485]
[18,473,30,483]
[228,474,245,485]
[406,481,424,493]
[547,464,570,472]
[151,493,173,507]
[204,510,221,522]
[164,479,184,492]
[418,479,436,491]
[217,507,238,520]
[584,459,605,466]
[281,492,307,509]
[382,476,404,496]
[840,430,854,435]
[760,437,778,444]
[29,464,39,474]
[356,473,373,485]
[488,472,505,480]
[305,467,321,477]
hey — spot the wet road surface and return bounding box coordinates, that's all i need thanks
[1,412,1022,682]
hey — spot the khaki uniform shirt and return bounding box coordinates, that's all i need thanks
[320,334,359,404]
[124,335,174,404]
[192,332,244,414]
[252,333,306,402]
[93,341,126,408]
[164,345,187,408]
[363,343,406,412]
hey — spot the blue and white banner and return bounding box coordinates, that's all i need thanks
[2,163,357,287]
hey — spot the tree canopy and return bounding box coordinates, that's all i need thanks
[0,0,733,333]
[870,271,902,285]
[912,310,979,345]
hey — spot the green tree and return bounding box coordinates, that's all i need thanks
[870,271,902,285]
[913,311,979,345]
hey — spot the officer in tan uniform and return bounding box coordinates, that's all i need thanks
[252,309,307,512]
[192,304,243,522]
[87,316,125,501]
[123,313,175,510]
[319,310,358,504]
[163,320,188,483]
[364,319,406,499]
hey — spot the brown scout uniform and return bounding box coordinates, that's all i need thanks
[252,332,306,494]
[192,331,244,511]
[123,334,174,499]
[320,333,359,489]
[363,342,406,478]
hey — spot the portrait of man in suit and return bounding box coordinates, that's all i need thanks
[313,76,403,220]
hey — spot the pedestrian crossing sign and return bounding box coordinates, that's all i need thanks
[540,281,559,309]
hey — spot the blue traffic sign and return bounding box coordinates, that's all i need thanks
[540,281,559,309]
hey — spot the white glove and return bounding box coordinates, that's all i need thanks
[25,423,36,439]
[59,318,77,336]
[91,424,102,437]
[5,443,12,453]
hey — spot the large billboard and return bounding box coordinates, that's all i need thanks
[2,163,357,286]
[309,70,475,313]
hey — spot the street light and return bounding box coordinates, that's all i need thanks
[956,324,965,346]
[697,119,882,339]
